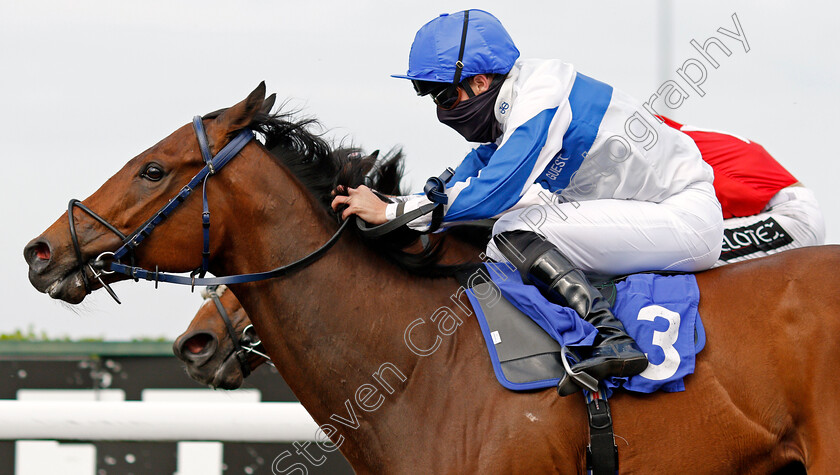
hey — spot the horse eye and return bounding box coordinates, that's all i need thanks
[141,163,164,181]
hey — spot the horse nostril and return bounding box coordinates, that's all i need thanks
[34,242,51,261]
[186,334,211,354]
[24,239,52,270]
[177,332,217,363]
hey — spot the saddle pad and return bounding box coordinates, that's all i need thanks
[469,280,594,391]
[466,263,705,394]
[607,272,704,393]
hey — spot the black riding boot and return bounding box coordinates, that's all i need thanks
[494,231,649,382]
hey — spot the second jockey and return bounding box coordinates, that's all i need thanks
[658,116,825,266]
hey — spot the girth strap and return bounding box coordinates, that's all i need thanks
[585,388,618,475]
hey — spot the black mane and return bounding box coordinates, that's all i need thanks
[208,108,474,276]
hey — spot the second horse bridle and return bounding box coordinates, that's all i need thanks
[202,284,273,377]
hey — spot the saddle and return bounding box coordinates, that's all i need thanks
[456,263,706,395]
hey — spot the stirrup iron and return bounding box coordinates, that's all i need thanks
[559,346,598,393]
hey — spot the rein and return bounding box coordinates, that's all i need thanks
[355,167,454,238]
[67,115,349,304]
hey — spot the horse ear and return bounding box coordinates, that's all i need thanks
[367,150,380,160]
[261,93,277,115]
[212,82,267,138]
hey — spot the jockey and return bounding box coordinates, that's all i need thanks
[332,10,724,384]
[658,116,825,266]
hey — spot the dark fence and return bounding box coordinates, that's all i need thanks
[0,341,353,474]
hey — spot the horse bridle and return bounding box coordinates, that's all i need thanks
[202,285,273,376]
[66,115,350,304]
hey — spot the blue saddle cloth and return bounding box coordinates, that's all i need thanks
[466,263,706,394]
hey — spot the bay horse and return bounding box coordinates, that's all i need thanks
[24,83,840,473]
[173,225,481,390]
[174,284,269,389]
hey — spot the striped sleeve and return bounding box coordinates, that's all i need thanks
[450,144,498,183]
[385,108,560,230]
[441,107,559,222]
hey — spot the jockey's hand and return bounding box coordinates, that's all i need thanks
[330,185,388,224]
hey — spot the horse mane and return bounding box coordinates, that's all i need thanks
[204,107,476,276]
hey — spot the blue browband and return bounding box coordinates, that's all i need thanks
[110,117,254,269]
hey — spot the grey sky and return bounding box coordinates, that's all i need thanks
[2,0,837,340]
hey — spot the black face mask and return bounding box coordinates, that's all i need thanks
[437,77,505,143]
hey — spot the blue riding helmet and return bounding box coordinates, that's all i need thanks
[392,9,520,84]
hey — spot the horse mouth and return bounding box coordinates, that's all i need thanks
[34,263,94,304]
[210,351,246,390]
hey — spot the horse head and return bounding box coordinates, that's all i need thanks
[174,285,267,389]
[24,83,271,304]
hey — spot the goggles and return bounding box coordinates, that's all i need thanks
[412,80,462,109]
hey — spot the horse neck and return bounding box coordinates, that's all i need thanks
[213,145,467,467]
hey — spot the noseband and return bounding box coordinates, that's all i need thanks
[66,115,350,303]
[68,199,133,303]
[202,285,273,377]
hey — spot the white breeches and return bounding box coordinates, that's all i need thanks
[485,181,724,276]
[714,186,825,266]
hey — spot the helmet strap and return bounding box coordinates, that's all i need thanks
[460,78,476,98]
[452,10,470,85]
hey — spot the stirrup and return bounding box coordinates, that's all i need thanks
[557,372,581,397]
[558,346,599,395]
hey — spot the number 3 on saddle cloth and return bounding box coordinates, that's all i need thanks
[460,263,706,395]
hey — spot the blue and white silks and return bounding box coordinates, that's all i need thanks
[387,59,713,230]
